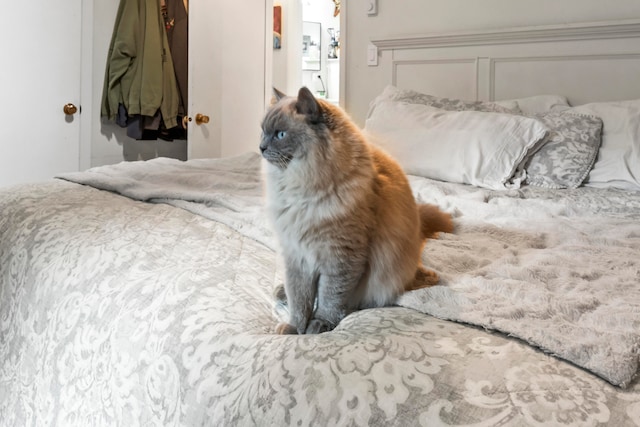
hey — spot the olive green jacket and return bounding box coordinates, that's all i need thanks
[101,0,180,129]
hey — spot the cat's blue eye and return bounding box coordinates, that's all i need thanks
[275,130,287,140]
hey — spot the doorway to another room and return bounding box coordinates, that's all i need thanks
[271,0,341,104]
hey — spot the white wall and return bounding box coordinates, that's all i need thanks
[344,0,640,126]
[273,0,303,95]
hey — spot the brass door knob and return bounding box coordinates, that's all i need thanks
[195,113,210,125]
[63,103,78,115]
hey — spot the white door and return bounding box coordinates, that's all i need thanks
[0,0,82,187]
[188,0,269,159]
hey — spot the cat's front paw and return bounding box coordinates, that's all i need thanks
[305,318,333,334]
[275,322,298,335]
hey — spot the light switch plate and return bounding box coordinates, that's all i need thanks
[366,0,377,16]
[367,44,378,66]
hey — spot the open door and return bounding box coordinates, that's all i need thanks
[187,0,270,159]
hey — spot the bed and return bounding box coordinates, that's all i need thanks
[2,20,640,426]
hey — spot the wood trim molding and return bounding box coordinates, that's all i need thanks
[371,19,640,51]
[487,53,640,100]
[392,58,479,98]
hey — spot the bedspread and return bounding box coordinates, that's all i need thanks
[2,158,640,426]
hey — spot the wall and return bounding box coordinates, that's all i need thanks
[273,0,303,95]
[344,0,640,127]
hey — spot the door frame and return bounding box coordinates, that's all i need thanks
[264,0,274,110]
[79,0,93,171]
[264,0,347,109]
[338,0,346,108]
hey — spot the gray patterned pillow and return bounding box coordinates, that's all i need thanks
[524,112,603,189]
[369,85,522,116]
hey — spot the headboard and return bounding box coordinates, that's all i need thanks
[370,19,640,106]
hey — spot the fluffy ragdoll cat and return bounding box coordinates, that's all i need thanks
[260,87,453,335]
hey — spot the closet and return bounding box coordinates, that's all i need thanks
[103,0,269,161]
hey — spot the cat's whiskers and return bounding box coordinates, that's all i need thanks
[276,153,290,170]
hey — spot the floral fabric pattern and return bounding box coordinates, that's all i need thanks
[524,112,604,189]
[1,181,640,426]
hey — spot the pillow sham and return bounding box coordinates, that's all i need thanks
[552,100,640,192]
[364,99,549,190]
[523,112,603,189]
[367,85,521,118]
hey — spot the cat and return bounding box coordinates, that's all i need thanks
[260,87,453,335]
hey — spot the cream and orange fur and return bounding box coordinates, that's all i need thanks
[260,87,452,334]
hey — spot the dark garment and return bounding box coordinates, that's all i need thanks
[116,103,129,128]
[117,103,161,140]
[126,112,162,140]
[118,103,182,141]
[164,0,189,118]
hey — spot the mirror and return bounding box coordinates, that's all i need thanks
[302,21,321,71]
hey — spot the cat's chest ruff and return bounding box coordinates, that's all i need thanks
[266,163,370,246]
[268,182,350,248]
[273,190,343,231]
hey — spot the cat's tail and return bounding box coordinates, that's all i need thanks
[407,265,440,291]
[418,204,454,240]
[404,206,453,293]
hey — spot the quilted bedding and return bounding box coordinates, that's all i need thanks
[1,154,640,426]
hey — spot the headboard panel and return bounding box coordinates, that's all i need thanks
[371,19,640,105]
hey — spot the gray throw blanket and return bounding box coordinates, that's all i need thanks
[59,152,276,250]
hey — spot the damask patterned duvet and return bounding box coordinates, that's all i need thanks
[1,157,640,426]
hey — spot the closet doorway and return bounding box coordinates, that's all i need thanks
[116,0,269,161]
[271,0,343,105]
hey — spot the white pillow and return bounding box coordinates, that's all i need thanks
[365,100,549,190]
[368,85,521,119]
[495,94,570,115]
[552,100,640,192]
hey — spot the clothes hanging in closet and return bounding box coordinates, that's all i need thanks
[163,0,189,120]
[101,0,180,138]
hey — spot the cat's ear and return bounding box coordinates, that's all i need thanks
[273,87,287,100]
[271,87,287,105]
[295,87,322,123]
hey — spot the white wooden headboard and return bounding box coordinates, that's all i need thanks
[370,19,640,106]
